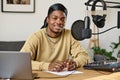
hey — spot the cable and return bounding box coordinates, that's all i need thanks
[92,26,117,35]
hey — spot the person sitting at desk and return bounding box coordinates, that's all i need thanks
[21,3,90,72]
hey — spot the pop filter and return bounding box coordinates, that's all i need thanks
[71,20,85,40]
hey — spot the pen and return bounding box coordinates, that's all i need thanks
[68,54,76,70]
[68,54,73,61]
[63,54,73,71]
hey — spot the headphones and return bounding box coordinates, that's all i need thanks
[71,0,107,41]
[91,0,107,28]
[82,0,107,39]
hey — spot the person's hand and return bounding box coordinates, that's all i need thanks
[64,59,77,71]
[48,61,66,72]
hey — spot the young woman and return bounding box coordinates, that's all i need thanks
[21,3,90,72]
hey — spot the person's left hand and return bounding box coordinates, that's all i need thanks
[48,61,66,72]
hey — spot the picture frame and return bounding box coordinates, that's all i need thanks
[1,0,35,13]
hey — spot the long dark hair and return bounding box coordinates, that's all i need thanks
[41,3,68,29]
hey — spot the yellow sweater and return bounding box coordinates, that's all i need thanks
[21,28,89,71]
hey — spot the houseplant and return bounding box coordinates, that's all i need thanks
[91,42,120,61]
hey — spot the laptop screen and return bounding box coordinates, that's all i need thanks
[0,51,33,80]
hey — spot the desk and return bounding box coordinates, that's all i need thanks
[33,68,112,80]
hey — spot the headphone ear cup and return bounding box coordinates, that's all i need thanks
[82,16,92,39]
[92,14,106,28]
[91,0,107,28]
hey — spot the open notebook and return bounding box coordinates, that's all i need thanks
[0,51,34,80]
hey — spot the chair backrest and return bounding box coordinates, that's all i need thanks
[0,41,25,51]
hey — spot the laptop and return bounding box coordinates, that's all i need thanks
[0,51,33,80]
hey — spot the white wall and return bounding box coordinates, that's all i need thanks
[0,0,120,51]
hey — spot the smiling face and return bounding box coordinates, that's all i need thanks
[46,10,67,37]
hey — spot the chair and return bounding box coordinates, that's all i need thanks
[0,41,25,51]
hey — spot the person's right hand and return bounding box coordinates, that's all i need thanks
[64,59,77,71]
[48,61,66,72]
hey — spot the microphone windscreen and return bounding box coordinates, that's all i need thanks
[71,20,85,40]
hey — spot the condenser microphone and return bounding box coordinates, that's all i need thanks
[82,16,92,39]
[85,16,90,28]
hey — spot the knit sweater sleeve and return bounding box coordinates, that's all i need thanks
[70,35,90,67]
[31,60,50,71]
[20,31,50,71]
